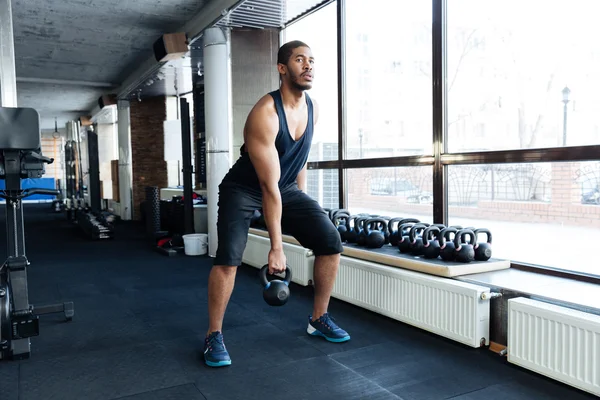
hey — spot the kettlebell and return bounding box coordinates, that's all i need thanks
[439,227,458,261]
[409,223,429,256]
[453,229,475,263]
[333,210,350,241]
[389,218,419,247]
[422,226,441,259]
[355,216,370,246]
[397,222,415,253]
[473,228,492,261]
[387,217,404,247]
[259,264,292,306]
[365,217,388,248]
[344,215,358,243]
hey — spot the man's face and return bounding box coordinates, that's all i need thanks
[281,46,314,91]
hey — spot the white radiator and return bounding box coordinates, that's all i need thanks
[333,256,491,348]
[508,297,600,397]
[242,234,314,286]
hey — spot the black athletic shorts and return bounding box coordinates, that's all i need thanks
[213,182,344,266]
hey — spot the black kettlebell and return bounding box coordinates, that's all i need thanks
[356,216,370,246]
[332,210,350,241]
[473,228,492,261]
[397,222,421,253]
[409,223,428,256]
[365,217,388,248]
[260,264,292,306]
[439,227,458,261]
[422,226,441,259]
[389,218,419,247]
[453,229,475,263]
[344,215,358,243]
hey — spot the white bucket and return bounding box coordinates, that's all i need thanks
[182,233,208,256]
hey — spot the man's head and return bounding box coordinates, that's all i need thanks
[277,40,314,91]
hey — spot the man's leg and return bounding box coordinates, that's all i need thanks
[207,265,238,335]
[312,253,340,321]
[204,183,261,367]
[280,186,350,343]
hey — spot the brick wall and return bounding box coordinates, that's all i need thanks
[347,163,600,228]
[130,96,167,220]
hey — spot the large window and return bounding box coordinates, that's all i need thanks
[345,0,432,159]
[307,168,339,209]
[448,161,600,276]
[447,0,600,152]
[283,2,339,161]
[290,0,600,280]
[346,167,433,223]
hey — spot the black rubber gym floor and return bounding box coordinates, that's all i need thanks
[0,203,596,400]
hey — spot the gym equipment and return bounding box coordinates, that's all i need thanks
[0,107,74,361]
[409,223,428,256]
[332,210,350,241]
[259,264,292,306]
[389,218,420,247]
[422,226,442,259]
[473,228,492,261]
[453,229,476,263]
[355,216,370,247]
[77,210,115,240]
[397,222,417,253]
[365,217,388,249]
[439,227,458,261]
[344,215,358,243]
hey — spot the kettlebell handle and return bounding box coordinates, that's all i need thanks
[260,264,292,289]
[453,229,475,251]
[473,228,492,248]
[365,217,388,234]
[422,226,441,247]
[439,227,458,249]
[409,223,428,243]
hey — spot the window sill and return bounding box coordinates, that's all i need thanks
[455,268,600,315]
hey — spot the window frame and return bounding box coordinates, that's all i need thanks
[283,0,600,284]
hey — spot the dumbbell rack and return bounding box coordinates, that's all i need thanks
[76,211,115,240]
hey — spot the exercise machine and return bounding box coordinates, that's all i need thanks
[0,107,74,361]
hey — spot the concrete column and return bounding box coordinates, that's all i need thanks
[203,27,233,257]
[117,100,133,220]
[0,0,17,107]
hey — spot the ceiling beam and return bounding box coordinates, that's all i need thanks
[114,0,244,101]
[17,77,118,88]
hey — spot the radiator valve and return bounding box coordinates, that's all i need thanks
[481,292,502,301]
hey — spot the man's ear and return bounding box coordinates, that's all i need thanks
[277,63,287,76]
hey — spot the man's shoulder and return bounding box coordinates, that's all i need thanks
[249,92,278,119]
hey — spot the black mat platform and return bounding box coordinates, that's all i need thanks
[0,204,594,399]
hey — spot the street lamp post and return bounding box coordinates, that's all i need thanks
[562,86,570,146]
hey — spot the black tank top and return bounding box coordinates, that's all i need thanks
[222,89,314,190]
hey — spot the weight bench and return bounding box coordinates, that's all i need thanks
[0,107,74,361]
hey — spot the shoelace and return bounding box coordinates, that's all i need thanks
[206,333,225,351]
[319,314,339,331]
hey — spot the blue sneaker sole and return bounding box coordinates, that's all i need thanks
[205,359,232,367]
[308,330,351,343]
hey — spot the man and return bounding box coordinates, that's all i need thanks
[203,40,350,368]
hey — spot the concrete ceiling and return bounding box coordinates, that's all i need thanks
[8,0,330,131]
[11,0,207,130]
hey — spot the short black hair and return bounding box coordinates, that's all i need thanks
[277,40,310,65]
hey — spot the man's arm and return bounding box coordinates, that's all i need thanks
[244,97,285,267]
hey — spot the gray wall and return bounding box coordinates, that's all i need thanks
[230,28,280,159]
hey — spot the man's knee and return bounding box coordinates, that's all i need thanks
[211,264,238,275]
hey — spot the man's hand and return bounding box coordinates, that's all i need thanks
[268,248,287,275]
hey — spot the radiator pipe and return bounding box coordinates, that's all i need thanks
[481,292,502,301]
